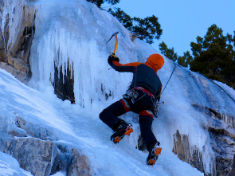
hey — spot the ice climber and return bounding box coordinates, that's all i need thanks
[99,53,164,165]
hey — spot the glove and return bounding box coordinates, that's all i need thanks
[108,54,120,65]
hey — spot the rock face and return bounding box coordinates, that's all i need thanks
[0,0,76,101]
[0,137,57,176]
[0,114,91,176]
[173,130,213,175]
[0,2,89,173]
[230,155,235,176]
[0,0,35,82]
[67,149,91,176]
[173,105,235,176]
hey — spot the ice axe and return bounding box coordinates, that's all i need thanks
[106,32,119,55]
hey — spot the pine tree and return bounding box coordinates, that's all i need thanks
[159,24,235,88]
[87,0,119,7]
[108,8,133,28]
[88,1,162,44]
[109,8,162,44]
[132,15,162,44]
[159,42,178,61]
[87,0,103,7]
[190,25,235,88]
[178,51,193,67]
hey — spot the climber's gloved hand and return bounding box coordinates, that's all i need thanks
[108,54,119,65]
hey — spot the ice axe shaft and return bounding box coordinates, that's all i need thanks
[106,32,119,55]
[113,34,118,55]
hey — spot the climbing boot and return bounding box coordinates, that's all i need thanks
[111,121,133,144]
[147,142,162,165]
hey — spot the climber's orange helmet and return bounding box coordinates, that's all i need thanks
[145,53,164,72]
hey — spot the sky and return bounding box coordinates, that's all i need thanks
[111,0,235,55]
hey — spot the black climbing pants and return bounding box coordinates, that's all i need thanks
[99,97,158,151]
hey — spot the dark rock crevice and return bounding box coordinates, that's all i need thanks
[53,60,75,103]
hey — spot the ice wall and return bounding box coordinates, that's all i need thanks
[30,0,156,112]
[27,0,235,175]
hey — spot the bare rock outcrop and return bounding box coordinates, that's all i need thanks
[0,0,36,82]
[173,105,235,176]
[0,137,56,176]
[173,130,214,175]
[0,114,91,176]
[67,148,91,176]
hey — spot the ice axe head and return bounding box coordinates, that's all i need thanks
[106,32,119,44]
[106,32,119,55]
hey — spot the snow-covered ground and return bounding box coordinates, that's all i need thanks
[1,0,234,175]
